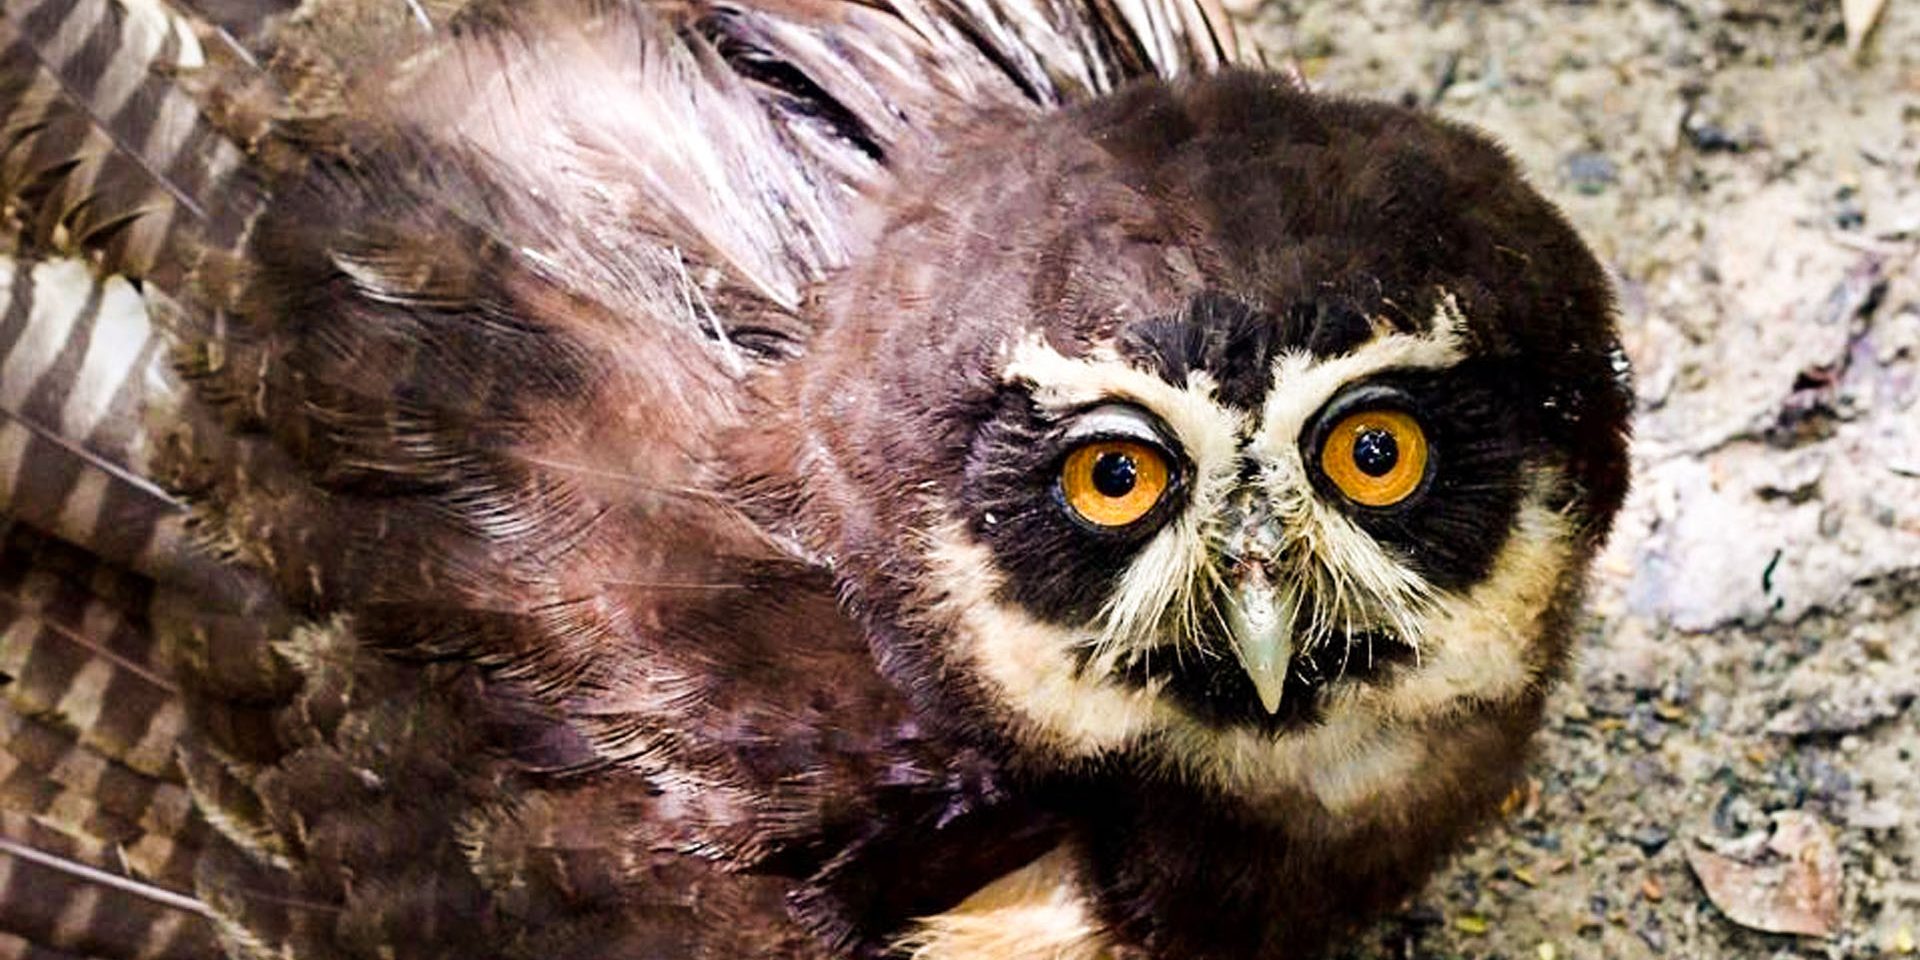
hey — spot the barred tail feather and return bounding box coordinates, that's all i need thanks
[0,0,262,282]
[0,255,274,614]
[0,815,215,960]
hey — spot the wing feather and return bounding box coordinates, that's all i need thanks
[0,0,1249,954]
[0,526,221,959]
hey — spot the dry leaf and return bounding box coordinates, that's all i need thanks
[1686,811,1842,938]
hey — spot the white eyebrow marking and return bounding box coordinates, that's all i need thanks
[1249,291,1470,464]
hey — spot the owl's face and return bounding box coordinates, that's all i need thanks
[787,73,1629,815]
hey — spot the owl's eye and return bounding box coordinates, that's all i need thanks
[1060,439,1173,528]
[1318,408,1429,508]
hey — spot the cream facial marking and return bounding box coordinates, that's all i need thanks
[1149,496,1576,809]
[1365,496,1574,720]
[1002,334,1245,475]
[1225,293,1474,662]
[921,525,1177,756]
[895,846,1111,960]
[1250,292,1470,464]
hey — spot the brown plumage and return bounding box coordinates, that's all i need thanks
[0,0,1628,958]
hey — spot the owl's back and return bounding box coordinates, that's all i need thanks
[0,0,1238,956]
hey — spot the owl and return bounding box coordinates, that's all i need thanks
[0,0,1630,958]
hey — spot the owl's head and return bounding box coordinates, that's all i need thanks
[783,71,1629,812]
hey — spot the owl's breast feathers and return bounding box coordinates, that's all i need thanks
[0,2,1628,960]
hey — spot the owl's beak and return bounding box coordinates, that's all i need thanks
[1223,564,1294,715]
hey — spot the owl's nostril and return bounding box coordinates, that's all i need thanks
[1219,502,1284,568]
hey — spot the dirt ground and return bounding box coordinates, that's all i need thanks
[1224,1,1920,956]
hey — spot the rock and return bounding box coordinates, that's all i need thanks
[1765,685,1917,737]
[1684,119,1752,154]
[1845,798,1904,831]
[1563,151,1618,195]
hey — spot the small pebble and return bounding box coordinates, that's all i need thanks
[1629,824,1672,856]
[1637,919,1668,952]
[1684,120,1748,153]
[1562,151,1618,195]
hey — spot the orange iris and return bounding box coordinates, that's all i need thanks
[1060,440,1172,528]
[1319,409,1428,508]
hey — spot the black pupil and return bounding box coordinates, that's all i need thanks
[1091,451,1139,498]
[1351,428,1399,477]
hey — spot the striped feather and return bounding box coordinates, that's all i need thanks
[0,710,202,886]
[0,256,274,613]
[0,521,218,957]
[0,929,113,960]
[0,544,189,778]
[0,0,260,280]
[0,814,215,960]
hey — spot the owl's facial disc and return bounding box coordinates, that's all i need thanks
[923,288,1595,804]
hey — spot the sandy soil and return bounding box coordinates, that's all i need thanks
[1230,1,1920,956]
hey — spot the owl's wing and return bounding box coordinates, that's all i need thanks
[2,1,277,955]
[0,0,1243,957]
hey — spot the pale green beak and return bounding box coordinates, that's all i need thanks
[1223,564,1295,715]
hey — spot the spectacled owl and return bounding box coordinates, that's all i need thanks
[0,0,1630,957]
